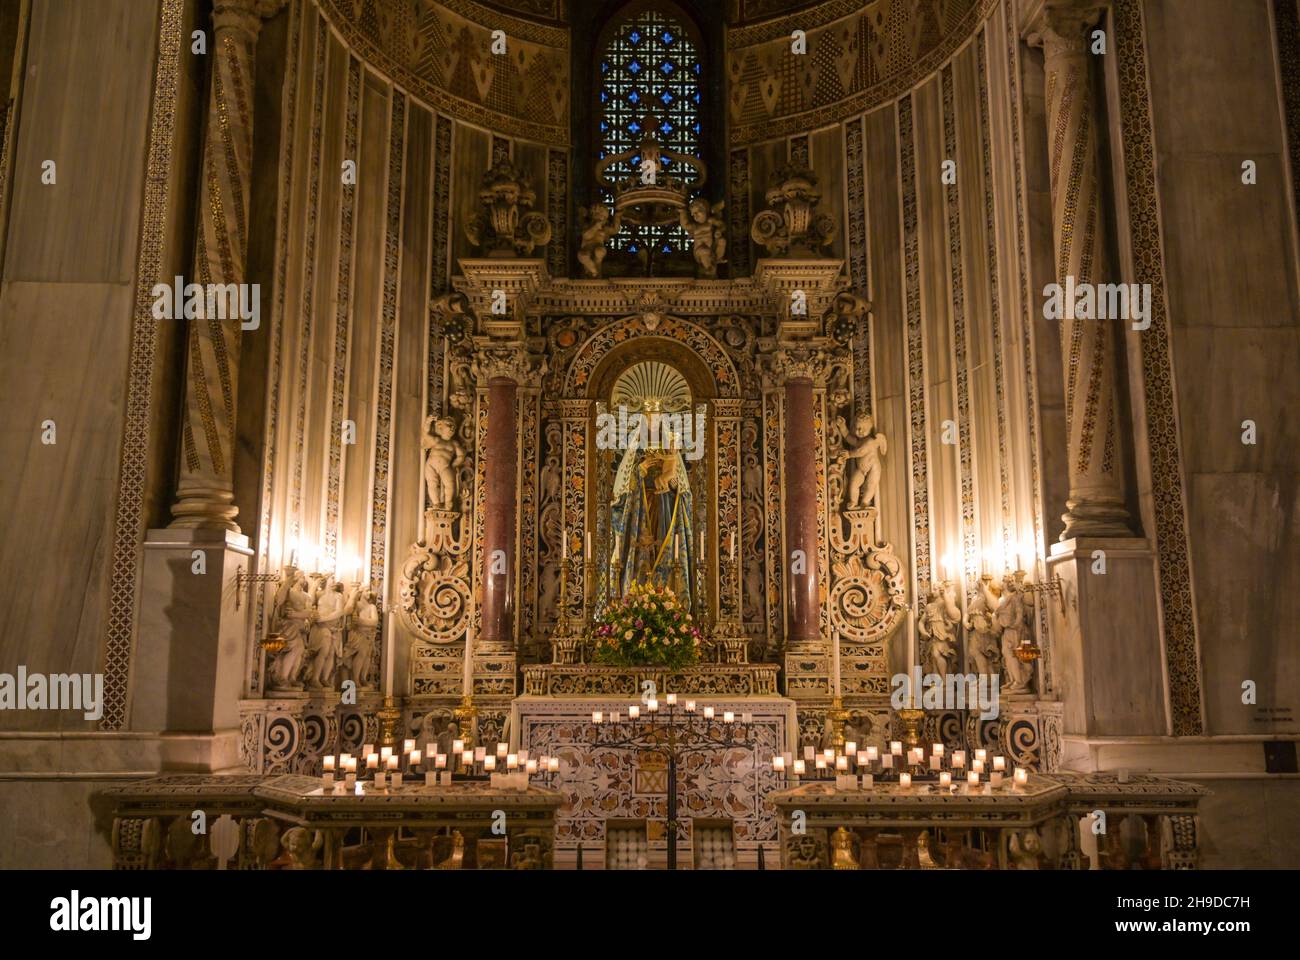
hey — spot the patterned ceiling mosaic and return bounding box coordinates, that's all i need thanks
[727,0,995,145]
[317,0,569,144]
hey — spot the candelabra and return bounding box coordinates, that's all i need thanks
[590,696,756,871]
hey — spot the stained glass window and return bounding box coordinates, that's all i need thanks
[598,9,702,255]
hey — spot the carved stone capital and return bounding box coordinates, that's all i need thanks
[212,0,285,38]
[761,343,833,388]
[1025,0,1106,65]
[470,342,547,387]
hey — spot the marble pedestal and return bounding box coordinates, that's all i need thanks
[1048,538,1168,738]
[133,528,252,770]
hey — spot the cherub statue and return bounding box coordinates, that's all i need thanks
[965,576,1003,678]
[268,569,315,691]
[577,204,623,278]
[341,589,379,689]
[996,574,1035,693]
[679,197,727,278]
[305,578,347,690]
[917,581,960,679]
[422,415,466,511]
[279,827,323,870]
[834,413,887,511]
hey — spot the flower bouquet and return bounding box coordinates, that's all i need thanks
[591,582,701,669]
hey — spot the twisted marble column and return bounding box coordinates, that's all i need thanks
[1031,0,1133,539]
[170,0,282,529]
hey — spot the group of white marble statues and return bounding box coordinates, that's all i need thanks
[266,572,380,693]
[917,575,1037,694]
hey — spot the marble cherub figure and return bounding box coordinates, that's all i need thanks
[577,204,623,278]
[834,412,887,511]
[679,197,727,278]
[918,581,961,679]
[422,415,466,511]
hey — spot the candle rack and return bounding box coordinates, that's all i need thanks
[590,699,756,871]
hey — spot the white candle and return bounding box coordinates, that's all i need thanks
[742,712,753,724]
[403,739,415,755]
[344,772,356,788]
[973,759,985,774]
[860,773,874,789]
[518,750,529,763]
[845,741,858,757]
[975,749,988,764]
[392,772,403,788]
[474,747,486,763]
[772,756,786,772]
[932,743,944,758]
[507,754,518,770]
[723,711,734,724]
[410,749,422,767]
[322,755,336,772]
[435,754,446,769]
[363,743,374,758]
[890,741,903,756]
[592,711,603,724]
[452,739,464,755]
[793,760,806,776]
[991,771,1003,788]
[685,700,696,713]
[647,699,659,713]
[899,772,912,790]
[993,756,1006,772]
[835,755,849,771]
[629,705,640,720]
[666,693,677,706]
[322,772,334,787]
[381,747,392,762]
[375,770,386,787]
[425,771,436,787]
[857,751,869,766]
[952,750,966,769]
[462,750,474,767]
[366,754,379,771]
[344,758,357,774]
[866,746,879,762]
[939,772,952,787]
[1014,767,1029,787]
[386,755,398,771]
[611,711,620,723]
[484,756,496,771]
[526,759,538,774]
[881,754,893,769]
[815,758,827,770]
[703,707,714,720]
[548,757,560,773]
[967,771,980,787]
[929,754,941,770]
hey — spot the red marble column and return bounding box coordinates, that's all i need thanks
[481,377,518,649]
[784,377,820,649]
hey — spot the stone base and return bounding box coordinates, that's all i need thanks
[135,528,253,740]
[1048,538,1167,737]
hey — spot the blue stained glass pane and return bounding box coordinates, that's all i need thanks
[628,243,639,252]
[629,30,641,44]
[628,90,640,103]
[662,31,674,44]
[629,61,641,74]
[661,61,674,75]
[600,90,609,103]
[660,90,673,104]
[628,122,640,134]
[601,61,610,73]
[600,121,608,131]
[660,121,672,134]
[692,122,701,134]
[693,92,701,103]
[693,63,700,74]
[662,244,671,253]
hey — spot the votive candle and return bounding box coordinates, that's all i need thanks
[899,772,912,790]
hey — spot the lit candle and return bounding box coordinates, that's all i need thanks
[497,742,508,759]
[742,712,753,724]
[772,756,786,773]
[993,756,1006,772]
[380,747,393,762]
[344,757,357,775]
[462,750,474,767]
[929,754,941,770]
[845,741,858,757]
[484,756,496,771]
[967,770,980,788]
[518,750,529,763]
[857,751,869,766]
[425,770,436,787]
[363,743,374,758]
[474,747,486,763]
[939,771,952,788]
[890,741,903,756]
[410,749,422,767]
[611,711,620,723]
[815,757,827,770]
[973,759,985,774]
[881,754,893,769]
[991,771,1003,788]
[666,693,677,706]
[507,754,518,770]
[899,772,912,790]
[386,755,398,771]
[910,748,924,766]
[322,755,336,772]
[703,707,714,720]
[932,743,944,758]
[804,745,816,761]
[793,760,806,776]
[835,755,849,771]
[392,772,403,788]
[1014,767,1029,787]
[975,749,988,764]
[685,700,696,713]
[952,750,966,769]
[548,757,560,773]
[592,711,603,724]
[526,759,538,774]
[366,754,379,771]
[723,712,734,724]
[629,705,640,720]
[866,746,879,762]
[647,699,659,713]
[435,754,447,769]
[452,739,464,755]
[403,739,415,755]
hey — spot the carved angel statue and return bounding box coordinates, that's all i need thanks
[305,577,348,690]
[341,588,379,689]
[996,573,1036,693]
[917,581,961,678]
[834,413,887,510]
[279,827,323,870]
[268,569,315,691]
[679,197,727,278]
[422,415,466,511]
[577,204,623,278]
[965,576,1003,678]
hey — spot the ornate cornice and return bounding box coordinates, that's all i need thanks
[470,341,547,387]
